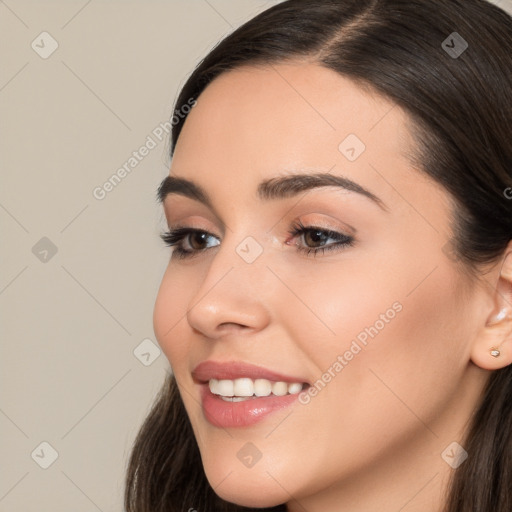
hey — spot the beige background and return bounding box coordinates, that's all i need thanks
[1,1,511,510]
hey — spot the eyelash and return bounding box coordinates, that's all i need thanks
[160,220,354,260]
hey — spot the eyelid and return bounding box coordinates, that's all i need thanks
[281,211,356,238]
[167,221,222,238]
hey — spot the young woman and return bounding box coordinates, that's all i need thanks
[125,1,512,510]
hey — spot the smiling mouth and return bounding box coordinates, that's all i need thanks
[197,377,310,428]
[208,377,307,401]
[192,360,311,427]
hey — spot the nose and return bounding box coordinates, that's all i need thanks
[186,242,272,339]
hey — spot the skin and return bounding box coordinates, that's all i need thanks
[153,61,512,512]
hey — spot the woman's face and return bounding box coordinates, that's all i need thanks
[153,62,491,509]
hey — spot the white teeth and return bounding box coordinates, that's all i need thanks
[272,381,288,396]
[220,396,251,402]
[208,377,303,398]
[287,382,303,394]
[233,378,254,396]
[217,379,234,396]
[254,379,272,397]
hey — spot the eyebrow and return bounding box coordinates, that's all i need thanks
[157,172,387,210]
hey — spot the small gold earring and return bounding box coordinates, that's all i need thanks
[490,347,501,358]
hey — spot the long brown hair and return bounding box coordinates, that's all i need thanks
[125,1,512,510]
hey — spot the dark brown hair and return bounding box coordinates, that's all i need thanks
[125,1,512,510]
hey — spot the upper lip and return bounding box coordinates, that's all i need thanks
[192,360,309,384]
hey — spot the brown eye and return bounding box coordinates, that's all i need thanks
[287,221,355,258]
[160,228,220,259]
[302,229,330,248]
[188,232,210,250]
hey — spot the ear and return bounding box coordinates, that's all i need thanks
[470,245,512,371]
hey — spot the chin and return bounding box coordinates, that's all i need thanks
[202,458,290,508]
[210,476,287,508]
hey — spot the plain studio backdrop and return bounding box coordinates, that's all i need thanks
[1,1,511,510]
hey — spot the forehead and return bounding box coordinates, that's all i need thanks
[171,62,414,181]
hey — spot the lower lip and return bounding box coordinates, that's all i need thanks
[199,384,302,428]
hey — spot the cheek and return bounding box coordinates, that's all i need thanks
[274,250,469,425]
[273,233,468,378]
[299,260,467,426]
[153,266,194,368]
[267,255,409,373]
